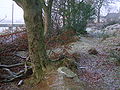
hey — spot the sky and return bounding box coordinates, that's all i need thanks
[0,0,120,24]
[0,0,24,23]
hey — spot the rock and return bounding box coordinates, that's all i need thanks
[57,67,82,83]
[88,48,98,55]
[15,51,28,59]
[103,24,120,36]
[73,76,81,83]
[57,67,77,78]
[86,24,120,37]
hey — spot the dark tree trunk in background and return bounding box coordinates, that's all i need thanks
[97,8,100,23]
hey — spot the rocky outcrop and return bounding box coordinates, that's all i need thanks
[103,24,120,36]
[15,51,28,59]
[86,24,120,37]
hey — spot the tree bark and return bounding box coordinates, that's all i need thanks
[44,8,52,36]
[13,0,48,83]
[97,8,100,23]
[43,0,53,36]
[97,2,102,23]
[40,0,53,36]
[96,0,104,23]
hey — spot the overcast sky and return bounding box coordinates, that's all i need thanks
[0,0,24,23]
[0,0,120,23]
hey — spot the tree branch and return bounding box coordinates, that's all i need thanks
[13,0,24,8]
[40,0,48,11]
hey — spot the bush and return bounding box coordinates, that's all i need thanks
[60,1,95,35]
[45,29,79,49]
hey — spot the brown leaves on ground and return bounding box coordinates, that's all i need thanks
[45,29,79,49]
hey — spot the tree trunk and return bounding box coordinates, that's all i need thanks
[14,0,48,83]
[44,9,52,36]
[24,5,48,82]
[44,11,49,35]
[43,0,53,37]
[97,8,100,23]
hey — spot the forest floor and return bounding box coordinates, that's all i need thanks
[0,35,120,90]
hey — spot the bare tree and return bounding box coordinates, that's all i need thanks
[86,0,120,23]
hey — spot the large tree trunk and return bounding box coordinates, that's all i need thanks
[25,9,47,82]
[14,0,48,83]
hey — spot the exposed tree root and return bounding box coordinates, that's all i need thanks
[0,63,24,69]
[0,63,33,83]
[0,54,79,83]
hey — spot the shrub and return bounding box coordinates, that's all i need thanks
[45,29,79,49]
[60,1,95,35]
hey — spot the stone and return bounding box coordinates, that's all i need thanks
[15,51,28,59]
[103,24,120,36]
[57,67,77,78]
[57,66,82,83]
[86,24,120,37]
[73,76,81,83]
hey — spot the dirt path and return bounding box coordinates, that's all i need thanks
[75,36,120,90]
[45,36,120,90]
